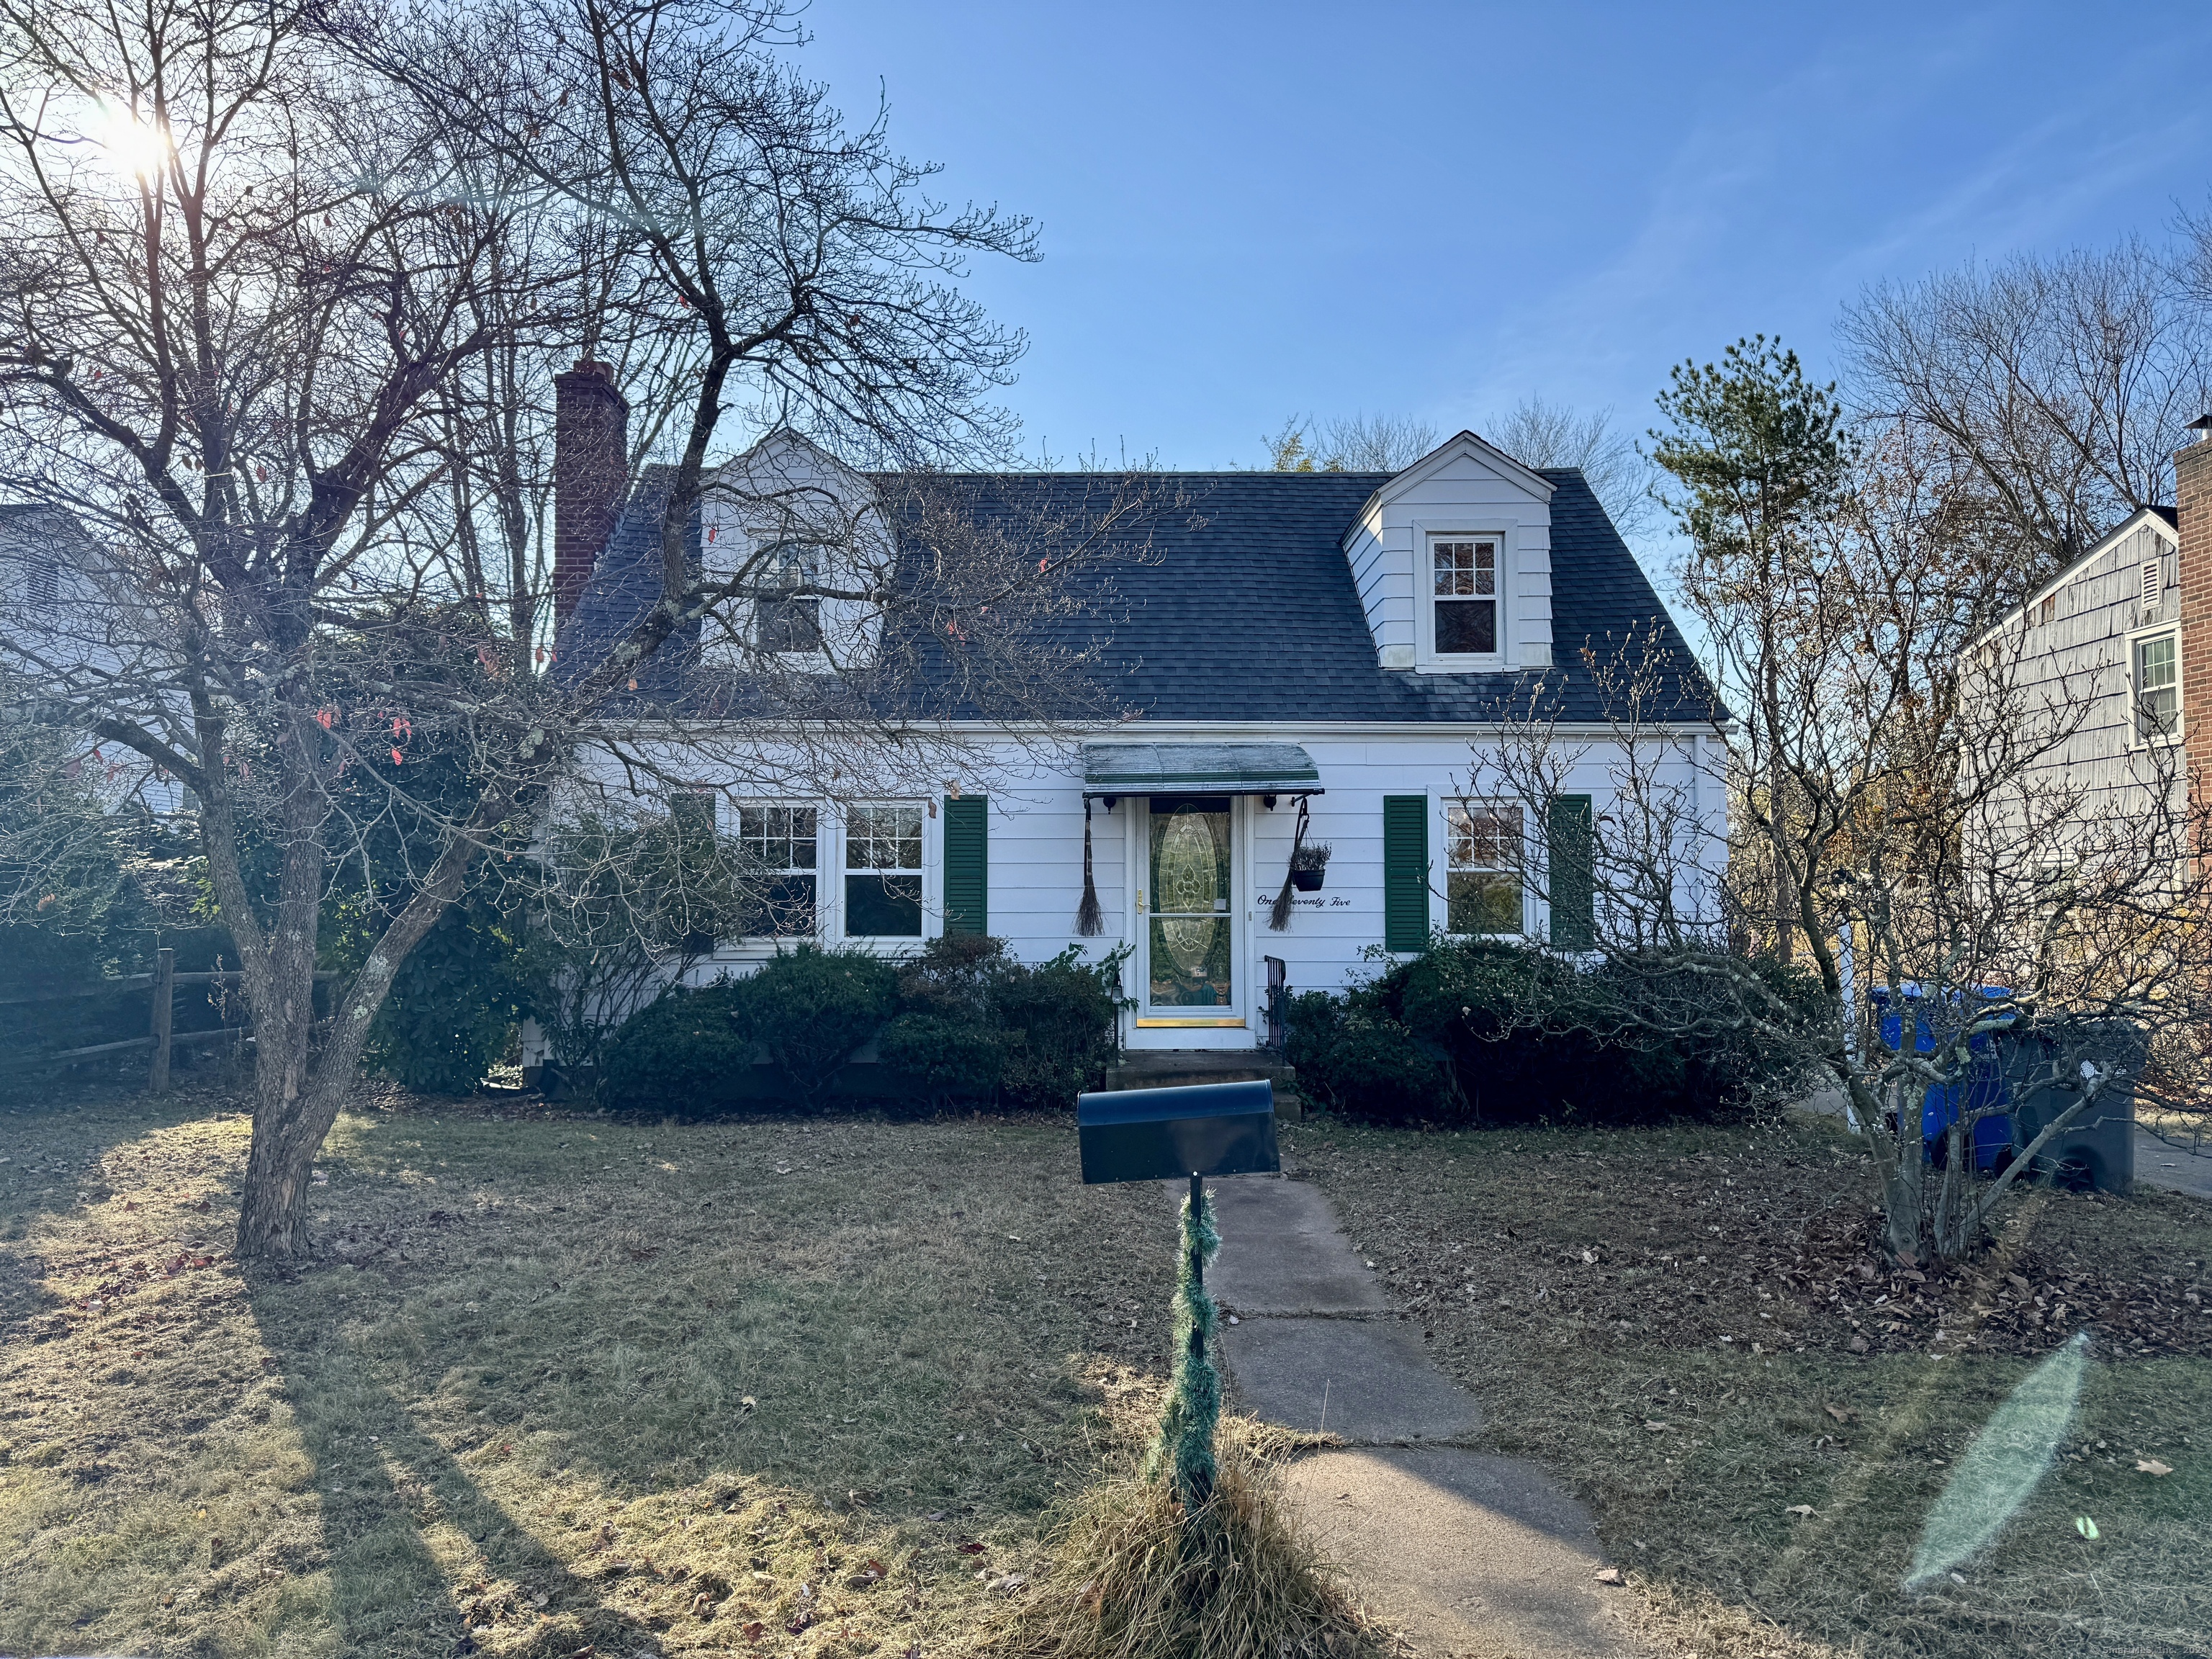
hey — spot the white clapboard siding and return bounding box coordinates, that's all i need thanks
[575,723,1721,1051]
[1983,511,2187,835]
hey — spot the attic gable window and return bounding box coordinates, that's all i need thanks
[754,542,823,653]
[1432,537,1498,655]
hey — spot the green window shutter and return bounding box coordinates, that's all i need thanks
[1547,794,1594,951]
[1382,795,1429,952]
[943,796,988,935]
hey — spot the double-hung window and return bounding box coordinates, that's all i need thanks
[736,804,818,935]
[1446,801,1524,935]
[2135,633,2179,742]
[754,542,823,653]
[844,804,924,938]
[1432,537,1499,656]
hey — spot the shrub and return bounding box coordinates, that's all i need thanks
[1290,939,1818,1127]
[876,1012,1005,1105]
[740,944,900,1105]
[365,899,518,1095]
[881,935,1126,1112]
[598,981,753,1113]
[1284,992,1442,1122]
[989,944,1128,1111]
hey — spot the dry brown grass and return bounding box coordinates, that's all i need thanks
[0,1078,1197,1658]
[1295,1112,2212,1659]
[996,1364,1377,1659]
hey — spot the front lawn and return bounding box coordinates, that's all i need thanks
[1295,1112,2212,1659]
[0,1082,1181,1658]
[9,1084,2206,1659]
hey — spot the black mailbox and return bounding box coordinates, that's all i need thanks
[1077,1079,1280,1185]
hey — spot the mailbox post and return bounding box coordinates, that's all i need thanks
[1078,1079,1278,1507]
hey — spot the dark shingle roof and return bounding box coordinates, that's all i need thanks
[557,466,1722,725]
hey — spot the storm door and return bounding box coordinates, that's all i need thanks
[1140,795,1241,1022]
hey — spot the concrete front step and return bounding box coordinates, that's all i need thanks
[1103,1048,1303,1117]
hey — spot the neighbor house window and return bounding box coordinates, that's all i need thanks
[1432,537,1498,655]
[735,804,817,935]
[844,803,923,938]
[754,543,822,652]
[1446,801,1523,934]
[2135,633,2179,741]
[2037,595,2057,627]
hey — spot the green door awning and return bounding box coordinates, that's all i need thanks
[1081,741,1323,800]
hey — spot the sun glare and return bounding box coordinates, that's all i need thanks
[91,102,172,179]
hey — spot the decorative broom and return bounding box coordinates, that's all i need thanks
[1267,796,1311,932]
[1076,798,1105,936]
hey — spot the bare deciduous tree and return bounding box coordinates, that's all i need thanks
[1489,395,1655,541]
[1478,426,2212,1266]
[1841,239,2212,580]
[1264,412,1440,473]
[0,0,1152,1259]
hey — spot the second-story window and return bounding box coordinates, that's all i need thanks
[1433,537,1498,655]
[755,543,823,653]
[2135,634,2179,741]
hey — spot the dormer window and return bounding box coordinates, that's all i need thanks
[1432,536,1498,655]
[754,542,822,653]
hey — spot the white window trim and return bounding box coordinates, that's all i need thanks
[1429,788,1537,940]
[1411,521,1514,672]
[2125,623,2182,750]
[708,796,940,959]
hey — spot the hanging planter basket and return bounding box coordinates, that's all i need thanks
[1290,867,1325,892]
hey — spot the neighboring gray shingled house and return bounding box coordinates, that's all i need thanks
[544,424,1727,1063]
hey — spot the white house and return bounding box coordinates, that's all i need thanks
[538,381,1727,1067]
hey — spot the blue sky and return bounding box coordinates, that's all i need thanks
[796,1,2212,482]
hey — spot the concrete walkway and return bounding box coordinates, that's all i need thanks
[1195,1174,1652,1659]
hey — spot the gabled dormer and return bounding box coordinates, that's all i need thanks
[698,430,890,670]
[1341,430,1556,672]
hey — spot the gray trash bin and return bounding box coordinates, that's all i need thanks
[1997,1020,2144,1195]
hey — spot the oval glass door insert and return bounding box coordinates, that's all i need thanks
[1148,800,1231,1007]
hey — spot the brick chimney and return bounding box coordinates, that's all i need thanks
[552,359,630,630]
[2178,421,2212,810]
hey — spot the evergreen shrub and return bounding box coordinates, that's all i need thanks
[884,935,1126,1111]
[741,944,900,1104]
[1288,938,1820,1126]
[597,981,754,1113]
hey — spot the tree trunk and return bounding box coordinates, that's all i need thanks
[229,787,500,1262]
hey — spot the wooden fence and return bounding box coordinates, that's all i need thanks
[0,948,338,1094]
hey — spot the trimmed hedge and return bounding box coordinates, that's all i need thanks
[888,935,1126,1112]
[1288,938,1822,1126]
[595,935,1122,1115]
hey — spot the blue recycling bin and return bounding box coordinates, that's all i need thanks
[1870,984,2015,1171]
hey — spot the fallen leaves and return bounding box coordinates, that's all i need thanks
[1786,1504,1816,1517]
[1823,1403,1853,1424]
[1593,1566,1622,1585]
[2136,1459,2174,1477]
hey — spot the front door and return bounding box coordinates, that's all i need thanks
[1138,795,1244,1031]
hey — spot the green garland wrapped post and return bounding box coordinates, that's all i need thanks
[1147,1172,1223,1507]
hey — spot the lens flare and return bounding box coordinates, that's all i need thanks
[92,102,171,179]
[1904,1332,2090,1587]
